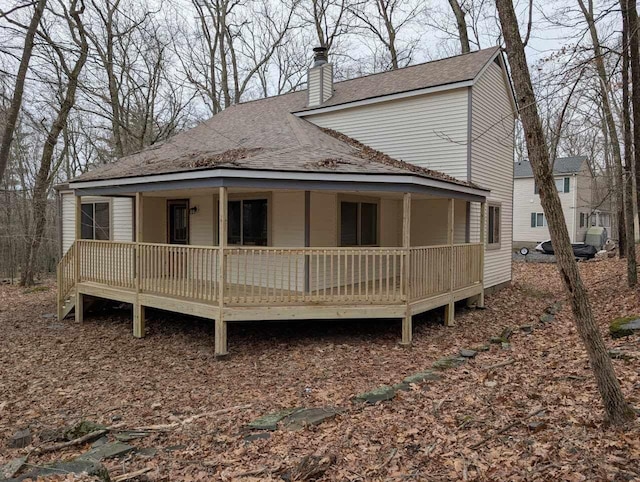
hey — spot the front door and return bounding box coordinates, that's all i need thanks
[167,200,189,245]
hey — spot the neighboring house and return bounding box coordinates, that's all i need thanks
[56,46,516,356]
[513,156,612,246]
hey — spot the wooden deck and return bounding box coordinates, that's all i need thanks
[58,240,483,354]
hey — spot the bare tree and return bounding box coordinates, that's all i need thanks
[619,0,637,285]
[348,0,422,70]
[576,0,627,256]
[0,0,47,184]
[447,0,470,53]
[21,0,89,286]
[496,0,635,425]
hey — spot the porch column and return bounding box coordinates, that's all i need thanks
[401,192,412,346]
[216,186,228,358]
[74,195,83,324]
[133,192,145,338]
[304,191,311,293]
[444,198,455,326]
[478,201,486,308]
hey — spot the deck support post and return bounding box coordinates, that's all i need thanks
[216,186,229,358]
[446,198,455,326]
[133,192,145,337]
[75,291,84,323]
[133,304,145,338]
[400,192,412,346]
[478,201,486,308]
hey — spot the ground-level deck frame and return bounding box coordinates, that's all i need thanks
[58,186,486,357]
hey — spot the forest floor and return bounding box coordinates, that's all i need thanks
[1,256,640,481]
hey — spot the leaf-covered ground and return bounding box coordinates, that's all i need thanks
[1,257,639,481]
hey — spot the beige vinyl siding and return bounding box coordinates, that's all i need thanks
[142,197,167,243]
[307,68,322,107]
[61,192,133,254]
[305,88,470,180]
[412,199,467,245]
[512,176,578,243]
[469,61,514,288]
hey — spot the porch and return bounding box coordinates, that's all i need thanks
[59,181,487,357]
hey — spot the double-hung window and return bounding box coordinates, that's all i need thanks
[81,201,110,240]
[340,201,378,246]
[487,204,501,246]
[534,177,570,194]
[228,199,268,246]
[530,212,546,227]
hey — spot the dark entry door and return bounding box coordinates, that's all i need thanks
[168,200,189,245]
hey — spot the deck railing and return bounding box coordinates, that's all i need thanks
[63,241,483,308]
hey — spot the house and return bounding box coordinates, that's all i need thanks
[512,156,613,246]
[56,46,516,356]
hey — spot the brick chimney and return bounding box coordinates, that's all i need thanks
[307,46,333,107]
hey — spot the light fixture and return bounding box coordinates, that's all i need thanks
[189,206,199,215]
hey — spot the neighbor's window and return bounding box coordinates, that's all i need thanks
[228,199,268,246]
[534,177,570,194]
[340,201,378,246]
[530,212,546,227]
[580,212,585,228]
[599,213,611,228]
[487,204,501,246]
[81,202,110,240]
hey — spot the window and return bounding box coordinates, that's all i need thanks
[81,202,110,240]
[599,213,611,228]
[487,204,501,246]
[340,201,378,246]
[580,212,585,228]
[530,212,546,227]
[534,177,570,194]
[228,199,268,246]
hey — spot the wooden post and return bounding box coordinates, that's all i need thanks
[401,192,412,346]
[304,191,310,293]
[445,198,455,326]
[478,201,486,308]
[74,195,83,323]
[216,186,228,357]
[133,192,145,338]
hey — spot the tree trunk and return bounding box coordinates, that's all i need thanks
[620,0,637,286]
[447,0,470,54]
[0,0,47,185]
[627,0,640,239]
[496,0,635,426]
[21,4,89,287]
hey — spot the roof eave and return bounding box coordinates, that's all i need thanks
[69,167,489,200]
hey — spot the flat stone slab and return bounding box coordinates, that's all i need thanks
[459,349,477,358]
[540,313,554,323]
[432,356,467,370]
[137,447,158,457]
[610,316,640,339]
[8,429,31,449]
[0,457,26,479]
[78,441,134,462]
[114,431,150,442]
[403,370,442,384]
[8,459,109,482]
[356,385,396,403]
[546,301,563,315]
[392,382,411,392]
[283,408,340,431]
[64,421,107,441]
[246,408,301,431]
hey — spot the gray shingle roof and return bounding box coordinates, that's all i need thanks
[513,156,587,178]
[73,48,501,188]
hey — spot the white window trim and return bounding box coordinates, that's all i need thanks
[81,199,112,241]
[487,202,501,250]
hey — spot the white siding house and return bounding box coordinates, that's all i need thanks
[512,157,608,245]
[56,46,517,354]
